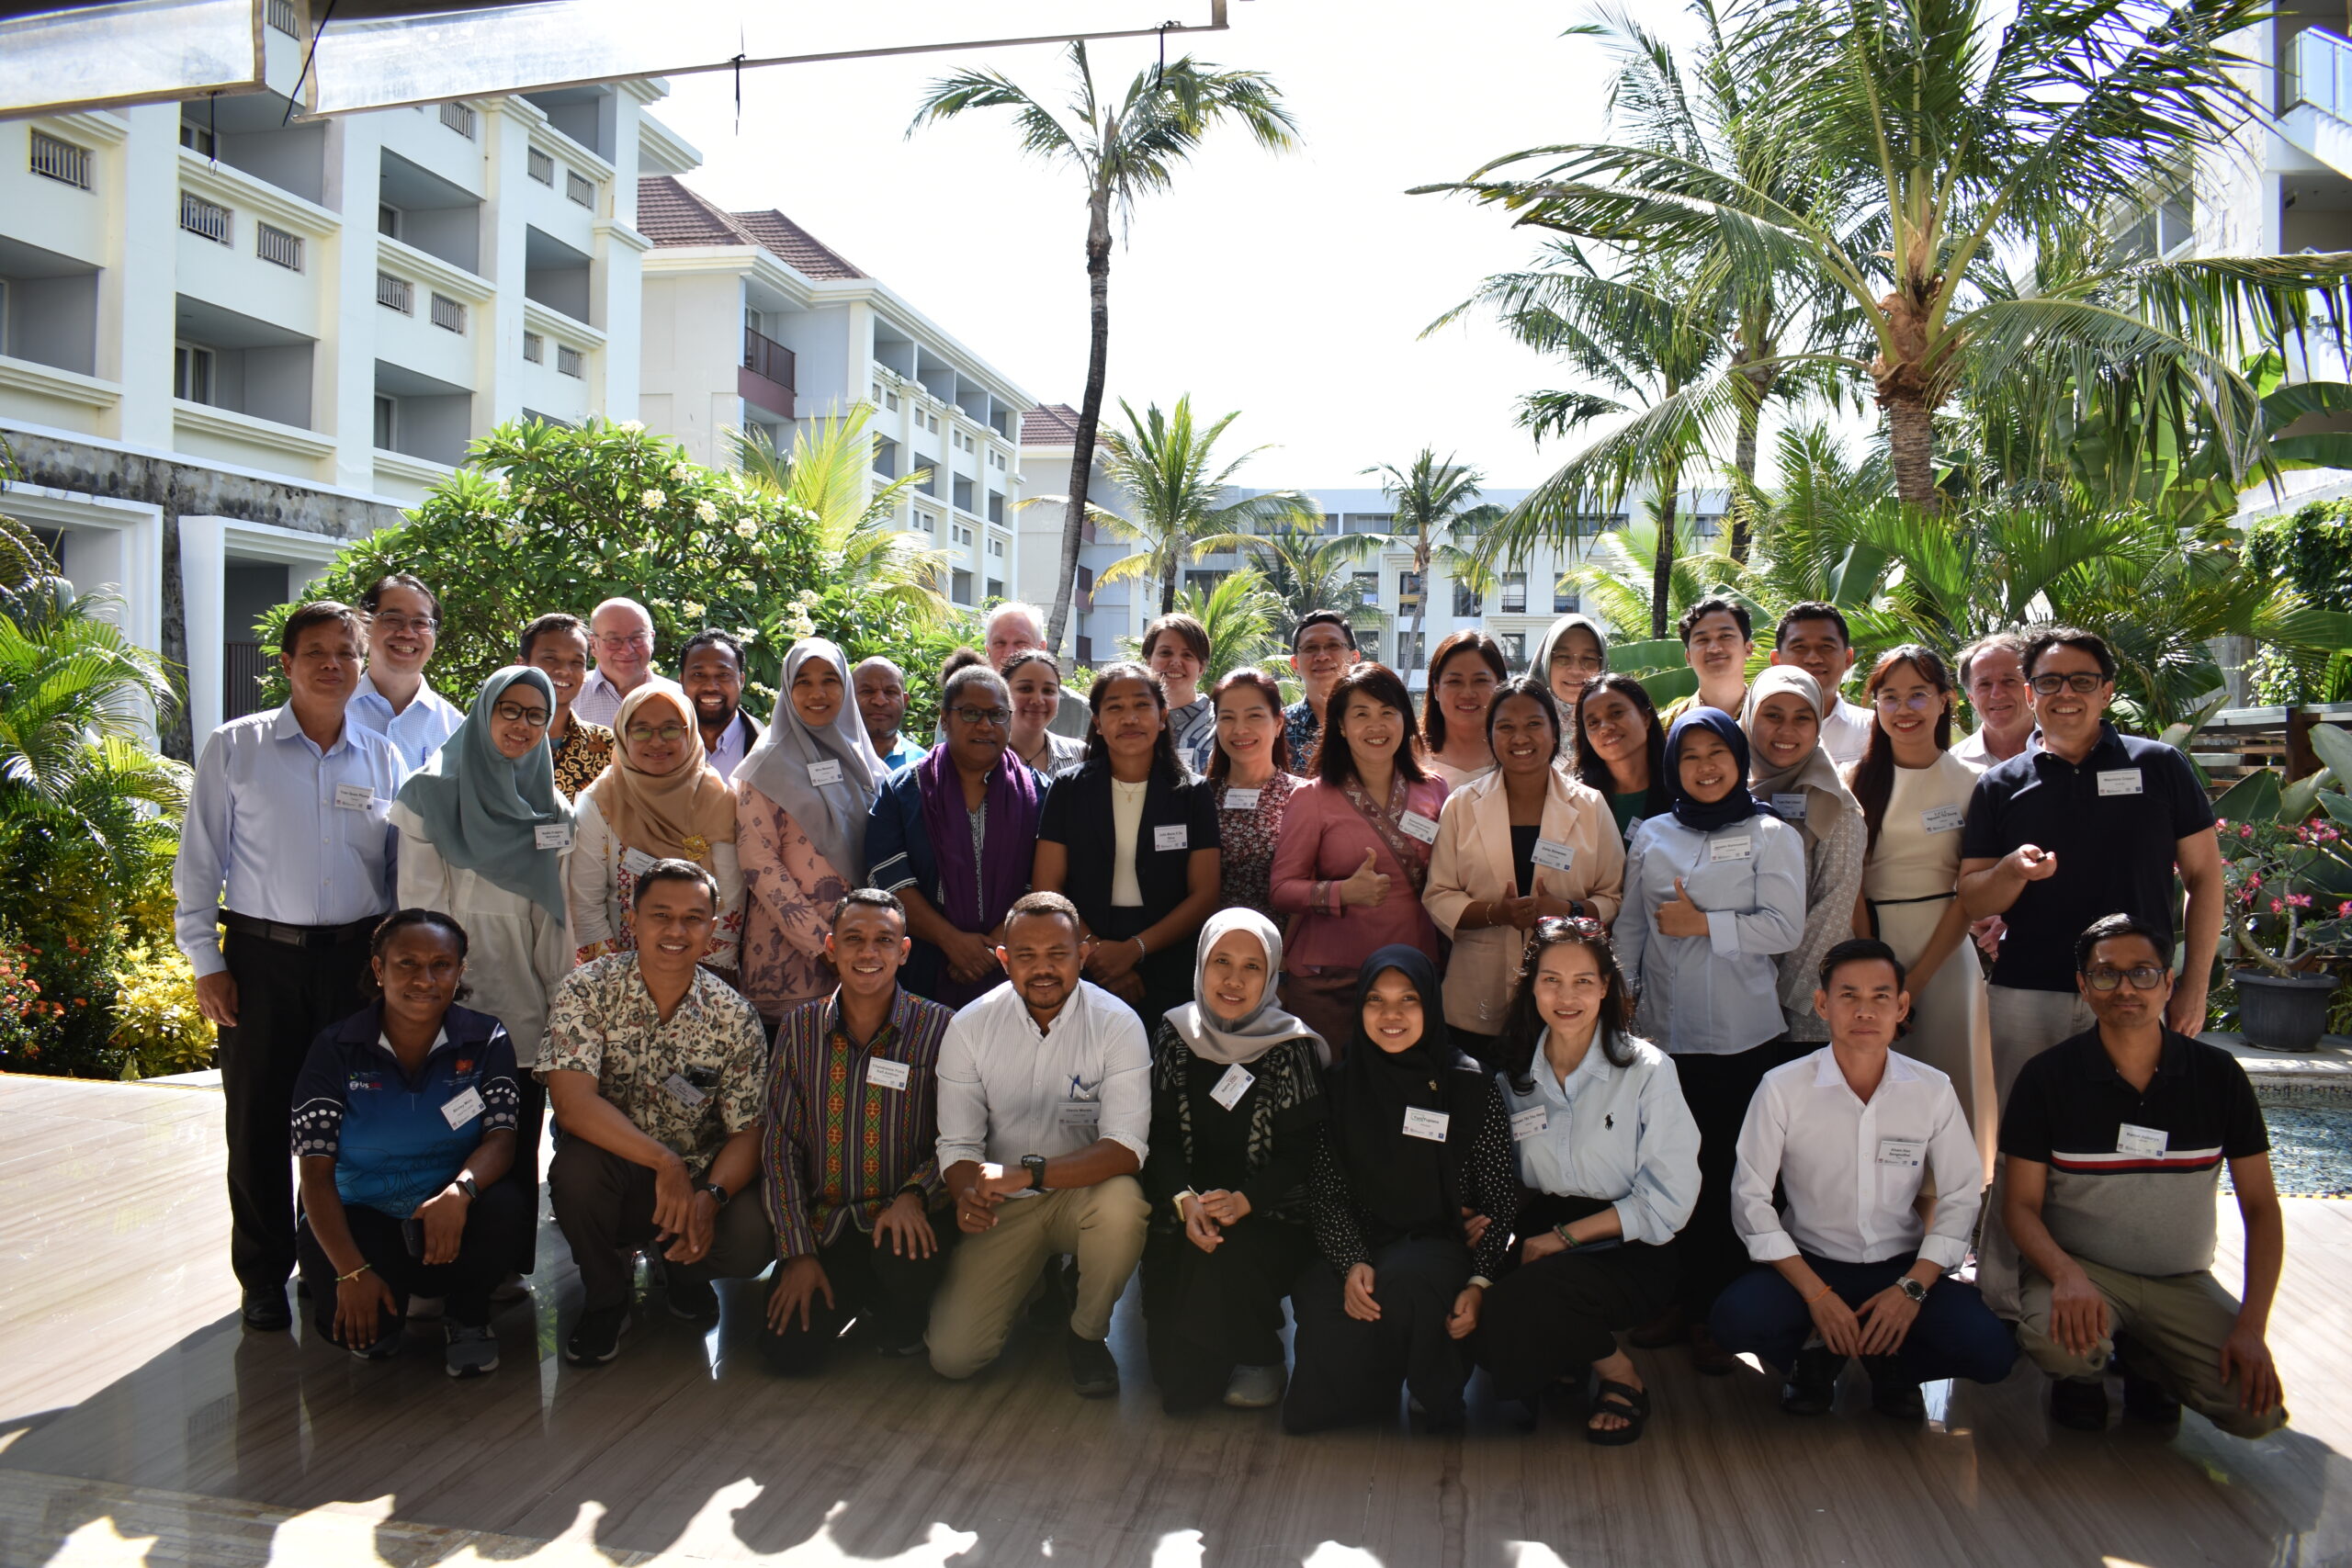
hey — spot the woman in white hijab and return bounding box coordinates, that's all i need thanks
[735,637,887,1027]
[1139,910,1329,1415]
[1741,664,1867,1048]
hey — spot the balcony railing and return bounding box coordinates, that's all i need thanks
[430,293,466,333]
[180,191,232,244]
[29,130,91,189]
[740,326,795,418]
[266,0,299,37]
[527,148,555,185]
[377,272,413,312]
[2289,27,2352,119]
[439,101,476,139]
[566,170,595,208]
[256,222,303,271]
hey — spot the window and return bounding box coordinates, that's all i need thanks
[173,344,215,404]
[266,0,297,35]
[927,412,940,434]
[988,536,1005,558]
[1453,581,1481,617]
[378,203,401,239]
[566,170,594,207]
[952,570,974,605]
[522,331,543,363]
[987,579,1004,601]
[255,223,302,271]
[870,380,882,402]
[556,344,584,378]
[179,192,232,244]
[1359,630,1382,662]
[440,101,477,139]
[527,148,555,185]
[1499,632,1527,667]
[914,511,935,533]
[1398,632,1426,671]
[178,121,216,158]
[1399,571,1425,602]
[1554,581,1577,614]
[1352,571,1379,607]
[376,272,413,312]
[1502,572,1527,613]
[988,491,1004,525]
[374,395,396,448]
[430,293,466,333]
[31,130,92,189]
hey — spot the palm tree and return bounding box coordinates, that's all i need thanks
[1366,449,1498,654]
[729,408,953,627]
[1164,567,1287,684]
[1422,0,2352,513]
[1239,523,1385,645]
[910,43,1300,655]
[1559,517,1738,705]
[1082,396,1323,615]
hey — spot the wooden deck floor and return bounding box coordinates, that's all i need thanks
[2,1071,2349,1568]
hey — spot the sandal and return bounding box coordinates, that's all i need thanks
[1586,1378,1651,1447]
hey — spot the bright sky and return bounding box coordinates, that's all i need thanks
[655,2,1671,491]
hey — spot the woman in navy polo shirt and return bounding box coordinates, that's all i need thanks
[289,910,532,1377]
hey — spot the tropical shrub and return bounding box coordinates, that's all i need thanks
[0,931,54,1066]
[2245,502,2352,705]
[109,942,215,1079]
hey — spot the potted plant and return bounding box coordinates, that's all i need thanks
[2211,727,2352,1051]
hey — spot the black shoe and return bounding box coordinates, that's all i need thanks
[872,1332,928,1359]
[2049,1376,2109,1432]
[1862,1356,1926,1421]
[241,1288,291,1332]
[1067,1331,1120,1398]
[565,1304,630,1366]
[1780,1346,1843,1416]
[665,1269,718,1320]
[2121,1372,2183,1431]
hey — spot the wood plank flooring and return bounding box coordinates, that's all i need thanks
[2,1071,2349,1567]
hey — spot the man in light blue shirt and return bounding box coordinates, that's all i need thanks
[342,573,462,770]
[176,601,404,1333]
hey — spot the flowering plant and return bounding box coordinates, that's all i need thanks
[2215,792,2352,975]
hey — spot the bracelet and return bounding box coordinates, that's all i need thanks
[1134,936,1148,961]
[336,1263,372,1284]
[1804,1282,1835,1305]
[1173,1188,1200,1224]
[1553,1223,1580,1250]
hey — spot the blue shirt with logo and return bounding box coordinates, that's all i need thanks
[290,1002,520,1216]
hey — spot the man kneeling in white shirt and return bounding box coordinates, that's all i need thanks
[1710,938,2017,1419]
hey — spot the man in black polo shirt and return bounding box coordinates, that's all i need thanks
[2002,914,2284,1438]
[1958,625,2223,1313]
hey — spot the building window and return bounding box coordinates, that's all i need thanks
[914,511,935,533]
[886,389,899,411]
[1453,581,1481,617]
[173,344,215,404]
[266,0,298,36]
[952,570,974,605]
[556,344,584,378]
[987,491,1004,525]
[376,272,413,312]
[988,536,1005,558]
[1399,571,1425,602]
[373,394,396,448]
[255,223,303,271]
[439,101,477,139]
[870,381,882,402]
[522,331,543,363]
[1554,581,1577,614]
[1499,631,1527,667]
[1359,629,1382,663]
[179,192,232,244]
[527,147,555,185]
[1352,571,1379,608]
[30,131,92,189]
[1398,631,1425,671]
[178,121,216,158]
[378,202,401,240]
[565,170,595,207]
[430,293,466,333]
[1501,572,1527,614]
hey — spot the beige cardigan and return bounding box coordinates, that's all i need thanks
[1424,765,1628,1035]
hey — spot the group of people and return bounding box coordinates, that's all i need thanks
[175,581,2287,1444]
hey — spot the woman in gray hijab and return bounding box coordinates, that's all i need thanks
[1532,613,1611,758]
[1138,910,1329,1414]
[735,637,887,1027]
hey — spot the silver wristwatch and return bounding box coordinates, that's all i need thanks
[1897,1275,1928,1304]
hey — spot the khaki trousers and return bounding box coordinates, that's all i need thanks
[927,1178,1148,1380]
[1978,985,2099,1315]
[2018,1258,2287,1438]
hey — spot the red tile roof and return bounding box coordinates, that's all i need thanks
[1023,403,1081,445]
[637,175,866,280]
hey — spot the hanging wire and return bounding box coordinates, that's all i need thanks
[282,0,338,126]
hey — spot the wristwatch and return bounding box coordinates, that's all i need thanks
[1021,1154,1049,1191]
[1897,1275,1928,1304]
[453,1174,478,1201]
[698,1181,731,1207]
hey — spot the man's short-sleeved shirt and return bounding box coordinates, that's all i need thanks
[536,953,766,1166]
[1999,1027,2268,1278]
[1960,721,2214,992]
[290,1004,520,1216]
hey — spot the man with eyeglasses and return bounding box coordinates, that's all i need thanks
[345,574,463,771]
[575,598,667,730]
[1283,612,1362,768]
[2000,913,2285,1438]
[1957,625,2222,1314]
[1769,602,1871,766]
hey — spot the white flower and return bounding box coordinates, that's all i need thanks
[733,519,760,539]
[672,462,694,481]
[785,613,816,638]
[695,499,718,523]
[682,600,706,618]
[616,420,645,434]
[639,488,667,510]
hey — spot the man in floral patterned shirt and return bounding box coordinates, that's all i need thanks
[541,860,772,1365]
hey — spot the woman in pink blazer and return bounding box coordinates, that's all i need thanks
[1270,663,1448,1057]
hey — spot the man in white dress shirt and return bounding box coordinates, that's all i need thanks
[1770,602,1872,767]
[927,892,1151,1397]
[1711,938,2016,1419]
[344,573,463,770]
[574,597,665,729]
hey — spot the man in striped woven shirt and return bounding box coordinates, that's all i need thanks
[758,888,956,1373]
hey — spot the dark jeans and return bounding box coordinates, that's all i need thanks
[757,1219,956,1376]
[546,1137,776,1311]
[507,1075,547,1273]
[295,1180,533,1337]
[220,927,375,1293]
[1668,1039,1798,1316]
[1142,1217,1312,1414]
[1283,1236,1474,1433]
[1710,1252,2018,1386]
[1478,1194,1679,1402]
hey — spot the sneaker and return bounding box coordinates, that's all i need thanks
[240,1288,291,1333]
[491,1273,532,1304]
[1222,1363,1287,1409]
[2049,1376,2109,1432]
[350,1325,403,1361]
[666,1269,718,1320]
[1862,1356,1926,1421]
[1067,1331,1120,1398]
[405,1294,446,1322]
[2121,1372,2182,1432]
[565,1304,631,1366]
[445,1323,500,1379]
[1780,1346,1843,1416]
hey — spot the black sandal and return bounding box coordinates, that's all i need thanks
[1586,1378,1652,1447]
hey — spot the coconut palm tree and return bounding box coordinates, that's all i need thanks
[1239,523,1385,645]
[1162,567,1287,684]
[1366,449,1501,652]
[910,44,1300,655]
[729,409,953,628]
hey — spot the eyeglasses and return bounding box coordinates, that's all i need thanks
[948,705,1012,728]
[371,615,439,635]
[493,702,551,728]
[2082,964,2167,991]
[596,632,654,650]
[2030,672,2109,695]
[625,723,689,743]
[1551,655,1606,674]
[1872,689,1939,711]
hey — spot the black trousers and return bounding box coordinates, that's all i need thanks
[757,1220,956,1376]
[219,927,375,1293]
[1283,1236,1474,1433]
[1142,1217,1312,1414]
[1478,1196,1679,1402]
[294,1180,532,1337]
[506,1075,547,1272]
[1668,1039,1797,1316]
[546,1137,775,1310]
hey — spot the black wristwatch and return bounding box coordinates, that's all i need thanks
[698,1180,730,1207]
[1897,1275,1928,1304]
[453,1174,478,1201]
[1020,1154,1048,1191]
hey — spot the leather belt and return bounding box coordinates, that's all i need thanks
[220,910,381,949]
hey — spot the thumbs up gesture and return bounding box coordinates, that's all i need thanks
[1340,847,1392,908]
[1655,876,1712,938]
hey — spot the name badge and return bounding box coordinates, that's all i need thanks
[2117,1122,2168,1157]
[1772,792,1809,820]
[1154,824,1189,852]
[622,847,659,876]
[1057,1099,1101,1129]
[2097,768,2143,797]
[1531,838,1577,873]
[1210,1062,1254,1111]
[1623,815,1645,841]
[536,823,573,851]
[1921,805,1964,835]
[663,1072,707,1108]
[1509,1104,1549,1142]
[1401,1106,1450,1142]
[808,758,843,786]
[440,1086,484,1130]
[865,1056,911,1092]
[1222,787,1261,811]
[334,783,377,811]
[1876,1137,1924,1168]
[1709,835,1753,863]
[1399,810,1441,844]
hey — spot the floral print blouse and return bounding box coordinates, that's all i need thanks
[735,784,851,1021]
[1216,770,1303,925]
